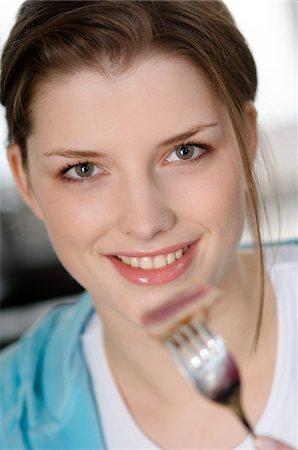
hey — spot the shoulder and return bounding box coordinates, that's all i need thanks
[240,239,297,277]
[263,239,298,268]
[264,241,297,319]
[0,292,93,376]
[264,240,298,284]
[0,292,94,444]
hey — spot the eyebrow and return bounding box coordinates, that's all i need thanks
[43,122,219,158]
[158,122,219,147]
[43,149,104,159]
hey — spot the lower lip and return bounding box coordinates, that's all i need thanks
[107,241,199,286]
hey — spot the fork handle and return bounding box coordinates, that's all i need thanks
[241,413,255,437]
[218,387,255,437]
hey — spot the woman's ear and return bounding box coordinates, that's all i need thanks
[7,144,45,221]
[244,101,258,162]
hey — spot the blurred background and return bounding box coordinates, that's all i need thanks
[0,0,297,348]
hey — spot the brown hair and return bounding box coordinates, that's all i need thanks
[1,0,265,349]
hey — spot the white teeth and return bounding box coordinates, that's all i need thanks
[153,254,167,269]
[166,253,176,264]
[130,257,139,268]
[121,256,130,265]
[175,249,183,259]
[140,257,153,269]
[117,246,188,270]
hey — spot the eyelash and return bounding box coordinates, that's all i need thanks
[165,140,211,165]
[58,139,211,184]
[59,160,100,184]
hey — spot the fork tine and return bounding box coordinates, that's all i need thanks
[164,335,198,374]
[167,324,212,372]
[171,327,201,363]
[165,334,203,382]
[191,320,220,352]
[181,324,212,362]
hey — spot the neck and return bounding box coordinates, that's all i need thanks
[209,251,261,360]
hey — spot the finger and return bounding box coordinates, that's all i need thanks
[254,436,295,450]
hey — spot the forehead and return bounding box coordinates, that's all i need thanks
[29,54,227,147]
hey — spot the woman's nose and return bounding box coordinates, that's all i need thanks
[118,180,176,241]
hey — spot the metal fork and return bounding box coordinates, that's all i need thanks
[164,319,255,436]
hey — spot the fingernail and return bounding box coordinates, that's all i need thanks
[255,437,278,450]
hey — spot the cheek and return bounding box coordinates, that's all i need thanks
[29,184,118,291]
[210,169,246,230]
[29,177,115,255]
[164,161,246,233]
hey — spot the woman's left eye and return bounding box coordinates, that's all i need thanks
[62,162,104,181]
[165,143,207,163]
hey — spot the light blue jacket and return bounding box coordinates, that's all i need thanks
[0,292,107,449]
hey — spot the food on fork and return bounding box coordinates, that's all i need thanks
[142,286,219,339]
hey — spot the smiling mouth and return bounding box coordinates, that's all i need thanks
[116,246,189,270]
[108,241,199,286]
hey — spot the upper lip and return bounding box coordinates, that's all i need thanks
[107,240,197,258]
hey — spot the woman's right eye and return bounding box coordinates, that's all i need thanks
[62,162,105,181]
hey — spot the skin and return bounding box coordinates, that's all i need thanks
[8,54,281,448]
[255,436,294,450]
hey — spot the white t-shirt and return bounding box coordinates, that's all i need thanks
[81,244,298,449]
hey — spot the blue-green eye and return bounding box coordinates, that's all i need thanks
[74,162,96,177]
[62,162,104,180]
[166,143,206,163]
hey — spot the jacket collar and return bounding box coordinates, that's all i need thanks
[19,292,107,448]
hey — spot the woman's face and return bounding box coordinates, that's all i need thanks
[11,54,252,327]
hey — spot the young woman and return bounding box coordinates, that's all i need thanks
[0,1,296,449]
